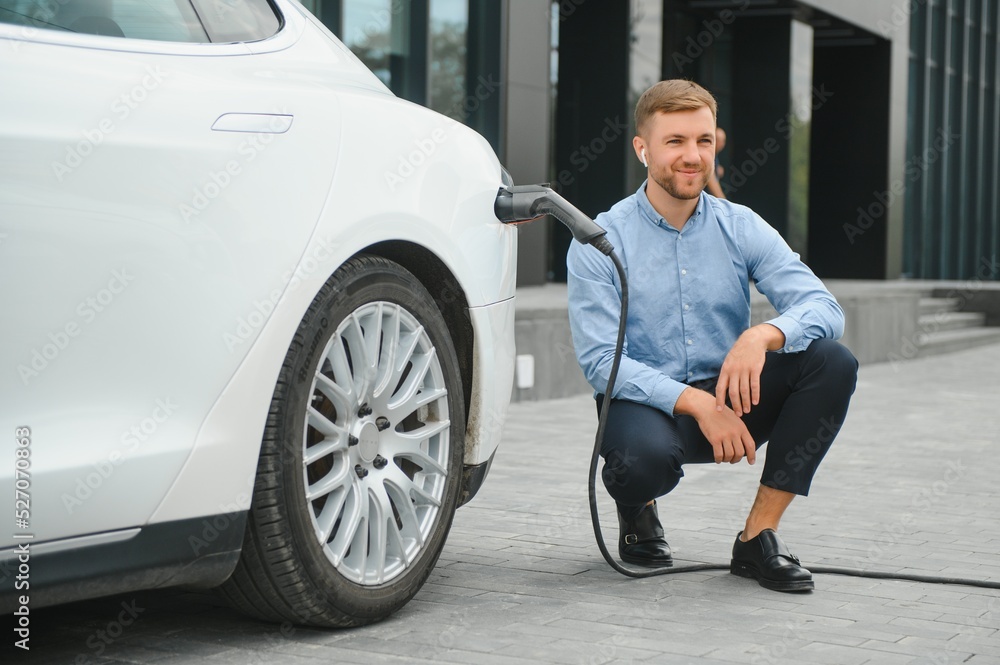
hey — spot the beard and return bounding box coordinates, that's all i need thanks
[650,166,709,200]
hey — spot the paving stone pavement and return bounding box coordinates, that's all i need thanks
[8,343,1000,664]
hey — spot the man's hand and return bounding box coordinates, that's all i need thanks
[715,324,785,416]
[675,388,756,464]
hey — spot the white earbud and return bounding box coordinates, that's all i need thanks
[641,149,648,167]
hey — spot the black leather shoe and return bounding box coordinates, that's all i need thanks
[730,529,814,592]
[618,501,672,567]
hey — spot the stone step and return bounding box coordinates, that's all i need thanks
[919,296,961,316]
[915,327,1000,358]
[917,310,987,332]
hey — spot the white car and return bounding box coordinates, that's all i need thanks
[0,0,516,627]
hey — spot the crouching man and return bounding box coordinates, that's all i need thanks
[567,80,858,592]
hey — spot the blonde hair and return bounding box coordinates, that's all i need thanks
[635,80,718,137]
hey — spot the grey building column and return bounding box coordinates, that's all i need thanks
[502,0,553,286]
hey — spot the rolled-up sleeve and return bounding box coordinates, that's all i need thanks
[567,238,689,416]
[741,212,845,352]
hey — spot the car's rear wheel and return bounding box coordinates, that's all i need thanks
[220,255,465,627]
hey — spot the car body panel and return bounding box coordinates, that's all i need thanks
[150,95,517,523]
[466,297,517,461]
[0,24,341,546]
[0,0,515,562]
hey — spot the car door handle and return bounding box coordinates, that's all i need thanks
[211,113,293,134]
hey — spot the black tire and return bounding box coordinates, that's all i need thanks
[219,255,465,627]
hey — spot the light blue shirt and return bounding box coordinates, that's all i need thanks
[566,184,845,417]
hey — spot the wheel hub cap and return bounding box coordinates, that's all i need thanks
[357,421,380,463]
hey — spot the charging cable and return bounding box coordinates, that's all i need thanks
[496,180,1000,590]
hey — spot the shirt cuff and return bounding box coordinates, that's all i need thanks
[765,315,806,353]
[648,374,688,417]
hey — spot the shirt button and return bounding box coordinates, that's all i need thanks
[687,339,693,345]
[683,304,690,311]
[681,269,687,276]
[688,371,693,377]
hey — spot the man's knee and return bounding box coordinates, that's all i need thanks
[601,441,683,503]
[601,447,642,490]
[810,339,858,391]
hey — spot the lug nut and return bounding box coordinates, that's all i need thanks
[348,434,359,447]
[355,464,368,479]
[375,417,390,431]
[358,403,373,418]
[372,455,388,469]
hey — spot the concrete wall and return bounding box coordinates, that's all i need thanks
[748,288,920,366]
[512,304,592,403]
[837,293,920,364]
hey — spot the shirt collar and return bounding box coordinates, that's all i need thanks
[635,180,706,232]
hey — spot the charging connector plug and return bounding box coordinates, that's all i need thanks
[495,183,613,256]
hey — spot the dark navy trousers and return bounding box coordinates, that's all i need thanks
[596,339,859,519]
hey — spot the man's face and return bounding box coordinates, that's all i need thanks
[642,107,716,201]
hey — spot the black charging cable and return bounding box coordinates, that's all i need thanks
[494,180,999,590]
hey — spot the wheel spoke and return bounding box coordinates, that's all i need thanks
[340,316,362,399]
[314,486,348,544]
[386,326,423,395]
[307,405,342,437]
[343,509,369,575]
[386,347,436,413]
[372,305,401,402]
[381,422,450,475]
[344,311,376,402]
[303,435,346,465]
[384,475,424,548]
[398,445,448,476]
[383,488,408,561]
[328,485,364,565]
[395,419,450,444]
[361,303,383,381]
[367,487,391,583]
[385,385,447,423]
[306,404,349,447]
[385,465,441,508]
[413,385,447,409]
[396,325,423,368]
[322,338,355,405]
[306,461,349,501]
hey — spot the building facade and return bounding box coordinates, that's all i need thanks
[313,0,999,284]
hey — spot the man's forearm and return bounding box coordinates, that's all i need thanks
[674,386,715,418]
[749,323,786,351]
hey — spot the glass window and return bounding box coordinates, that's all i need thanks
[626,0,662,192]
[786,19,813,259]
[428,0,468,121]
[341,0,393,86]
[341,0,426,103]
[191,0,281,43]
[0,0,279,43]
[335,1,497,135]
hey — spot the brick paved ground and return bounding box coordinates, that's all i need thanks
[9,343,1000,664]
